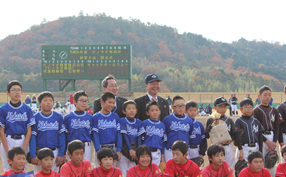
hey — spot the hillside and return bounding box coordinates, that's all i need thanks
[0,13,285,92]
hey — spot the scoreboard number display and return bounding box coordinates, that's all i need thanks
[41,45,132,79]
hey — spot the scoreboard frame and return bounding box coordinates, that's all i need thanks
[41,45,132,91]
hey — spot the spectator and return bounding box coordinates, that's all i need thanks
[247,94,252,100]
[269,97,273,106]
[25,95,31,107]
[255,96,261,107]
[228,94,233,116]
[231,94,238,116]
[54,100,61,109]
[198,104,206,116]
[205,104,212,115]
[31,94,37,110]
[166,95,172,113]
[85,104,92,114]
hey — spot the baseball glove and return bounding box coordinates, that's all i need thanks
[121,142,137,162]
[27,147,41,164]
[159,161,166,172]
[265,150,278,169]
[234,159,248,177]
[190,157,204,167]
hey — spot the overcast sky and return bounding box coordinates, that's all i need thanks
[1,0,286,44]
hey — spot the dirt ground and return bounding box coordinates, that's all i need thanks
[0,111,282,174]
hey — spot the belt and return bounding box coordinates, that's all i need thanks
[6,135,23,140]
[243,143,256,147]
[263,131,272,135]
[101,144,115,148]
[221,143,230,146]
[83,141,91,146]
[189,144,198,149]
[150,148,159,152]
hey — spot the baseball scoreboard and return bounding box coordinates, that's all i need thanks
[41,45,132,79]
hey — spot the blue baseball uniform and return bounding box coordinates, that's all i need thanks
[117,117,143,176]
[162,113,193,161]
[142,119,167,150]
[64,111,93,142]
[64,111,93,162]
[92,111,122,151]
[189,118,207,159]
[92,111,122,168]
[120,117,143,147]
[0,102,35,135]
[0,102,35,171]
[163,114,193,148]
[141,119,167,166]
[29,111,65,172]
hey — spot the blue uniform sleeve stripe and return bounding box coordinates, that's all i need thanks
[0,122,5,128]
[201,135,206,139]
[31,131,37,136]
[59,129,65,134]
[92,128,98,132]
[27,121,36,127]
[138,130,145,136]
[120,130,127,134]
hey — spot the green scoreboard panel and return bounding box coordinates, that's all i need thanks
[41,45,132,79]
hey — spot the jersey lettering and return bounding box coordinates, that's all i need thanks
[126,124,138,136]
[98,119,116,130]
[227,124,231,132]
[253,125,258,133]
[37,121,59,131]
[6,112,28,123]
[146,126,164,137]
[170,121,190,132]
[70,119,90,129]
[193,127,201,135]
[271,114,275,122]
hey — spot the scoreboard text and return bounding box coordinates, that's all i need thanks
[41,45,132,79]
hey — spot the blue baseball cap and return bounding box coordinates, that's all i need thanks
[144,74,162,84]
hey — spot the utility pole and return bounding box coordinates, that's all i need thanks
[248,47,250,92]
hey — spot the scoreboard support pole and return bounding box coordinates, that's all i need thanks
[99,79,102,91]
[43,80,47,91]
[59,80,76,92]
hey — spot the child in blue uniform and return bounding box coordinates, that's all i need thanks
[0,80,35,172]
[29,91,65,173]
[185,100,207,166]
[141,100,167,166]
[64,90,93,162]
[92,92,122,167]
[162,96,193,162]
[117,100,143,177]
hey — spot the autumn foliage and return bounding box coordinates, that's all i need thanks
[0,13,285,92]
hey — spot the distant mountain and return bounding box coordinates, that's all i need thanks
[0,13,285,92]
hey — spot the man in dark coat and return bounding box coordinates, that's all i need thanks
[134,73,169,121]
[93,75,127,118]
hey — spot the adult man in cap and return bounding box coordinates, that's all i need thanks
[134,73,169,121]
[93,74,127,118]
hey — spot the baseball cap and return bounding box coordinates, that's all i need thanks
[214,97,230,106]
[144,74,162,84]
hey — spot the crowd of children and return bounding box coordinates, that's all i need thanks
[2,80,286,177]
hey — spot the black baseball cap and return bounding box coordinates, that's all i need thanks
[214,97,230,106]
[145,74,162,84]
